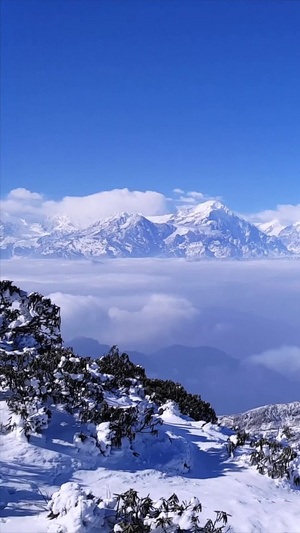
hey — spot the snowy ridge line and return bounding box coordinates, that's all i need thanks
[2,199,298,259]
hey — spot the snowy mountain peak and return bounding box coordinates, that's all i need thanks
[278,221,300,254]
[191,199,230,216]
[88,212,146,231]
[257,219,286,237]
[46,214,78,233]
[173,200,234,228]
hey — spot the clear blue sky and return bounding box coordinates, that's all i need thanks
[1,0,299,212]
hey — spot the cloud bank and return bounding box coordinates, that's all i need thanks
[1,187,299,229]
[2,258,300,361]
[1,188,168,227]
[247,203,300,226]
[248,345,300,379]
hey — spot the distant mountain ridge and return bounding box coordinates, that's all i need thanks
[257,219,300,254]
[1,200,298,259]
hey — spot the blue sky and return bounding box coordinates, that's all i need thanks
[1,0,299,213]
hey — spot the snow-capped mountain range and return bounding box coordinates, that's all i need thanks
[1,200,299,259]
[257,219,300,254]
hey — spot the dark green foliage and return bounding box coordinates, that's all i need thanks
[0,280,62,353]
[47,485,230,532]
[98,348,217,423]
[250,440,297,480]
[282,426,294,439]
[98,402,162,448]
[143,378,217,423]
[51,349,104,418]
[112,489,230,532]
[227,427,299,487]
[97,346,146,389]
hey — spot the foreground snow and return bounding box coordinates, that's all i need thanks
[0,400,299,533]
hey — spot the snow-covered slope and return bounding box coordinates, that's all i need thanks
[220,402,300,439]
[0,219,46,258]
[278,222,300,254]
[256,219,300,254]
[1,200,293,260]
[256,219,286,237]
[164,201,288,259]
[1,399,300,533]
[1,283,300,532]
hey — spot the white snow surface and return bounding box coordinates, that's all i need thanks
[256,220,286,237]
[257,220,300,254]
[0,399,299,533]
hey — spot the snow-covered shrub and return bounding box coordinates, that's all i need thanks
[73,432,100,456]
[109,489,230,532]
[97,401,162,448]
[143,378,217,423]
[52,350,104,419]
[97,346,146,389]
[47,482,105,533]
[47,485,231,533]
[1,282,217,462]
[97,347,217,423]
[249,439,298,482]
[227,427,300,488]
[0,280,62,355]
[95,421,112,456]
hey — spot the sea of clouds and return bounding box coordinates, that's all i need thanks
[2,258,300,371]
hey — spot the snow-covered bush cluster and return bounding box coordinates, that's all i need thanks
[222,403,300,489]
[249,438,300,485]
[226,430,300,488]
[98,349,217,423]
[0,281,216,449]
[0,280,62,353]
[47,482,106,533]
[47,483,230,533]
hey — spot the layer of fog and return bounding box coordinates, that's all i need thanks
[2,258,300,413]
[3,258,299,355]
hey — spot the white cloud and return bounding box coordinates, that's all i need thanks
[0,186,224,226]
[46,289,198,350]
[246,204,300,227]
[1,188,45,221]
[173,190,222,208]
[8,188,43,201]
[108,293,199,346]
[187,191,205,200]
[43,189,168,227]
[47,292,110,341]
[1,188,168,227]
[177,196,197,204]
[248,345,300,380]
